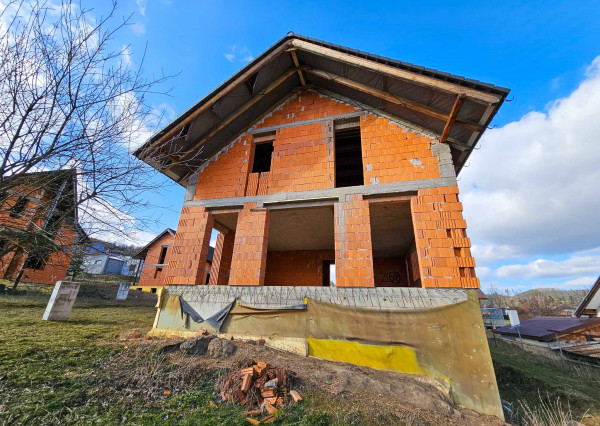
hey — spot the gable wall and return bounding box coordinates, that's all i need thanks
[139,232,174,287]
[192,90,444,201]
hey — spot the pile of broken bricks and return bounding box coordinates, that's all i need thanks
[214,360,302,424]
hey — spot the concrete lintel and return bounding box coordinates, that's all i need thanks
[247,111,363,135]
[183,177,458,209]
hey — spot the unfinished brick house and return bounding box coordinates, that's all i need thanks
[135,35,509,417]
[136,35,509,290]
[133,228,214,292]
[0,170,84,285]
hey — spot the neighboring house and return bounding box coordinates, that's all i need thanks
[132,35,511,418]
[132,229,214,292]
[82,253,141,277]
[0,170,85,285]
[494,316,600,347]
[575,276,600,317]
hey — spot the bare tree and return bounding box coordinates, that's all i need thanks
[0,0,172,287]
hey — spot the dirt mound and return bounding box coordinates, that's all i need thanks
[180,336,215,356]
[206,338,237,359]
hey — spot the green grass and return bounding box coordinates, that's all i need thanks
[0,293,413,425]
[490,339,600,423]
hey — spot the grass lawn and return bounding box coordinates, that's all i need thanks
[3,287,600,426]
[490,339,600,424]
[0,291,416,425]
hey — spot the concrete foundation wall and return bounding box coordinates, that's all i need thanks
[151,285,503,419]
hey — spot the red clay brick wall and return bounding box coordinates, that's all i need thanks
[373,257,409,287]
[334,194,375,287]
[268,121,335,193]
[255,91,356,129]
[410,186,478,288]
[229,203,269,286]
[193,135,252,200]
[0,189,76,285]
[21,222,75,285]
[165,206,214,285]
[208,230,235,286]
[360,115,440,184]
[264,250,335,286]
[138,232,174,287]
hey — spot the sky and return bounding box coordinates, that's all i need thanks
[86,0,600,293]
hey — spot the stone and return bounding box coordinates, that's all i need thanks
[206,338,237,359]
[180,336,215,356]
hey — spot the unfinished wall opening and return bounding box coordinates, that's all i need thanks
[334,122,364,188]
[265,206,335,286]
[209,211,238,286]
[369,201,420,287]
[252,140,274,173]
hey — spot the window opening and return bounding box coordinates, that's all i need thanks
[10,196,27,218]
[334,127,364,187]
[252,141,274,173]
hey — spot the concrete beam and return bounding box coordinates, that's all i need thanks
[184,177,458,210]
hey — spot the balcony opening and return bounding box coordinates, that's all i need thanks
[335,126,364,188]
[265,206,335,287]
[369,201,420,287]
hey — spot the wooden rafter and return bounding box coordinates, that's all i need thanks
[289,49,306,85]
[139,40,294,159]
[291,39,501,105]
[164,66,305,170]
[307,68,482,132]
[440,94,466,143]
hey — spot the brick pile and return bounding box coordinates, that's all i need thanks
[214,360,301,424]
[411,186,478,288]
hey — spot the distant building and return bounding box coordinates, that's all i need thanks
[82,253,141,277]
[131,229,214,293]
[575,276,600,317]
[0,170,86,285]
[494,316,600,347]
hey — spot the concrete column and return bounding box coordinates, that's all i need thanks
[229,202,269,286]
[334,194,375,287]
[208,229,235,285]
[164,205,214,285]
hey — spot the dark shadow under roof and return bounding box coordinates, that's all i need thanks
[135,33,510,185]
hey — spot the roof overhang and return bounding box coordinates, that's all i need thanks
[134,34,510,185]
[575,276,600,317]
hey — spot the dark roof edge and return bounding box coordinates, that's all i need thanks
[134,33,510,157]
[575,276,600,317]
[133,228,176,259]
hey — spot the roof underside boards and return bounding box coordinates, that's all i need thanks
[135,34,510,185]
[494,316,600,342]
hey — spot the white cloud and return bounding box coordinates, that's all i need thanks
[131,22,145,35]
[136,0,147,16]
[121,44,132,66]
[224,45,254,63]
[497,252,600,279]
[460,55,600,260]
[537,276,597,289]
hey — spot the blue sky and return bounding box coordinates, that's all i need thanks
[99,0,600,293]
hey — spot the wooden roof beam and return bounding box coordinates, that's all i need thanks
[292,39,501,105]
[440,94,466,143]
[289,49,307,86]
[164,66,305,171]
[307,68,482,132]
[139,40,294,159]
